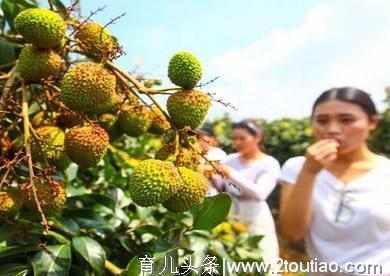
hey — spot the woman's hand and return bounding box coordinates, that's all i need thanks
[211,163,232,177]
[203,162,231,179]
[303,139,339,174]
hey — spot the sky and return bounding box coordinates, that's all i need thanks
[43,0,390,120]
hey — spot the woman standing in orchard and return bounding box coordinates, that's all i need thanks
[209,119,280,268]
[279,87,390,275]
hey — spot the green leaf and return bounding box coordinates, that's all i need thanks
[1,0,20,31]
[109,187,132,208]
[153,249,178,276]
[51,216,80,237]
[31,244,71,276]
[13,0,37,8]
[50,0,66,11]
[192,193,232,230]
[0,263,29,276]
[124,256,141,276]
[235,247,262,260]
[241,235,263,248]
[65,208,107,229]
[188,235,210,267]
[0,223,18,241]
[0,38,17,66]
[0,15,5,30]
[64,163,78,182]
[210,240,233,262]
[134,225,162,236]
[0,245,39,258]
[72,236,106,276]
[47,231,70,244]
[68,194,116,211]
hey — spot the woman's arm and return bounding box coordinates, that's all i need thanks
[227,167,279,201]
[278,139,339,242]
[278,171,317,242]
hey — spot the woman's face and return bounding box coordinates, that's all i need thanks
[312,100,377,154]
[232,128,261,154]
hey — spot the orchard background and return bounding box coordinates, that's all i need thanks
[0,0,389,276]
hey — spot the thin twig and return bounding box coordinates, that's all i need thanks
[68,5,107,37]
[196,76,220,88]
[0,64,18,112]
[0,150,24,189]
[207,91,237,110]
[102,13,126,30]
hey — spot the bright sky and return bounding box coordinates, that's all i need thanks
[44,0,390,120]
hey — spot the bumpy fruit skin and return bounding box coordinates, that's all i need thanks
[163,167,207,212]
[98,113,121,141]
[65,125,109,167]
[18,45,62,82]
[167,90,211,129]
[0,192,22,215]
[118,105,153,137]
[129,159,182,207]
[175,147,200,170]
[75,22,115,59]
[149,107,171,135]
[23,179,66,215]
[168,51,202,89]
[31,126,65,163]
[14,8,66,49]
[60,62,118,114]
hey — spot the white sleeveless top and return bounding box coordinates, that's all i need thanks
[280,156,390,275]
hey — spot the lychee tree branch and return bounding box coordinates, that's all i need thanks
[148,87,181,93]
[106,61,146,92]
[21,81,49,232]
[113,70,151,109]
[107,62,175,126]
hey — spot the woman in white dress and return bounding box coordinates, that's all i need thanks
[279,87,390,275]
[210,119,280,270]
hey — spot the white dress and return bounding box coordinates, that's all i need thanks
[213,153,281,269]
[280,156,390,276]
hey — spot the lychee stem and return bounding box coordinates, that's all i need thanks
[21,81,49,232]
[107,61,176,128]
[104,260,124,275]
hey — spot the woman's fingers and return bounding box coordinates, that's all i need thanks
[322,153,338,167]
[304,139,339,174]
